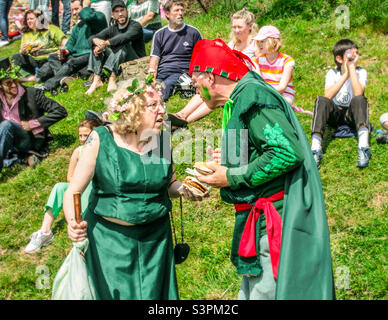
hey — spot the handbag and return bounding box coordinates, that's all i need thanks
[169,196,190,264]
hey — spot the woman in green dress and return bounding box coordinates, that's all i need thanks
[62,78,204,300]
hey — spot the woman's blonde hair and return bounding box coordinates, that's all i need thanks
[107,78,164,135]
[229,8,258,46]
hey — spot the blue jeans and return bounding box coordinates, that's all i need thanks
[51,0,71,33]
[0,120,34,169]
[0,0,12,41]
[157,69,182,102]
[143,28,156,43]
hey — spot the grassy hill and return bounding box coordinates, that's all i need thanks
[0,3,387,300]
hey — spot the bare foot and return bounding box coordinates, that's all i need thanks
[107,76,117,92]
[85,78,103,95]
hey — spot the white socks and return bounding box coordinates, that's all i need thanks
[311,134,322,151]
[358,127,369,149]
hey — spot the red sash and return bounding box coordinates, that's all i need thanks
[234,190,284,279]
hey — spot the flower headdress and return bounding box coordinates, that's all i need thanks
[105,74,162,121]
[0,58,21,81]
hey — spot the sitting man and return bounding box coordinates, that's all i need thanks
[0,57,67,173]
[85,0,146,95]
[36,0,108,95]
[148,0,202,102]
[311,39,371,168]
[127,0,162,43]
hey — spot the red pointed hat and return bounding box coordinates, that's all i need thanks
[189,39,254,81]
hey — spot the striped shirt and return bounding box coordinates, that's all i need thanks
[253,52,296,105]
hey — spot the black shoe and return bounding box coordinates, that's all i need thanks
[50,88,58,96]
[85,110,104,124]
[59,82,69,93]
[376,132,388,144]
[166,113,188,128]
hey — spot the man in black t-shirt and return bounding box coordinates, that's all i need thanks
[148,0,202,101]
[86,0,146,95]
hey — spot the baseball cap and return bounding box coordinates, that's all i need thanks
[253,25,281,41]
[111,0,126,11]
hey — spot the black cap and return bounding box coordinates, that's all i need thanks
[111,0,126,11]
[0,57,11,72]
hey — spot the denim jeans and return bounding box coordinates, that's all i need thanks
[88,47,127,76]
[51,0,71,33]
[143,28,156,43]
[11,53,51,80]
[0,0,12,41]
[0,120,34,169]
[29,0,50,20]
[157,69,182,102]
[44,53,90,89]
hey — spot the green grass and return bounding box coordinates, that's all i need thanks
[0,10,387,300]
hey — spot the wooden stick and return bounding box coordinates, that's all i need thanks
[73,192,82,224]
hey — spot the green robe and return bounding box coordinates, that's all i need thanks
[221,71,335,300]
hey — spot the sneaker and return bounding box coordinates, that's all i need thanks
[25,230,54,253]
[34,83,47,91]
[0,40,10,47]
[312,150,324,168]
[376,132,388,144]
[357,147,372,168]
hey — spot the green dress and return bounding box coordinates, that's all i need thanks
[83,126,178,300]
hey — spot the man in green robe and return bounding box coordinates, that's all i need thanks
[190,39,335,300]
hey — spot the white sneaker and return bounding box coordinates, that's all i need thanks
[25,230,54,253]
[0,40,10,48]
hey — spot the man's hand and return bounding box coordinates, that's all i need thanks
[21,121,31,131]
[197,162,230,188]
[57,48,69,60]
[206,145,221,164]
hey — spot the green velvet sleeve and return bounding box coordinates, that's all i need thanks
[227,106,304,190]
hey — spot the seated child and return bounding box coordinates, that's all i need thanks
[252,25,296,106]
[24,119,101,253]
[310,39,370,168]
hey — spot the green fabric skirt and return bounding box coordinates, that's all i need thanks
[83,211,178,300]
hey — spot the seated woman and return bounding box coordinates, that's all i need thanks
[62,76,205,300]
[252,25,296,106]
[11,9,67,83]
[24,119,101,254]
[167,8,258,127]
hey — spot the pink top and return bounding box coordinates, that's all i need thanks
[0,84,43,135]
[253,52,296,105]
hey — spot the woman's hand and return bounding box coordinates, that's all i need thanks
[67,220,88,242]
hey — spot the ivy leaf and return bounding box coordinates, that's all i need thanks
[109,110,120,121]
[134,89,144,95]
[145,73,154,84]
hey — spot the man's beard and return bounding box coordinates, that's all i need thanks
[118,17,128,26]
[171,18,184,28]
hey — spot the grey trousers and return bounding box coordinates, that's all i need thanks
[87,47,127,76]
[238,235,277,300]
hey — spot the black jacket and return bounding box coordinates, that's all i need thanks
[0,86,68,152]
[88,19,146,61]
